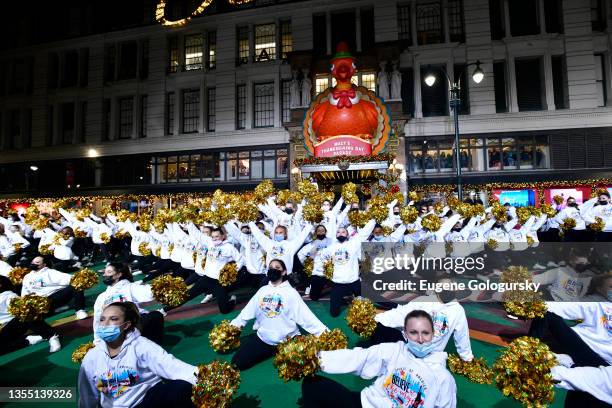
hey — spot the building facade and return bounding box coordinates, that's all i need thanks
[0,0,611,197]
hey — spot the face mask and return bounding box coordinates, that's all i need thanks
[372,236,383,241]
[95,324,124,343]
[574,263,589,273]
[212,238,223,246]
[316,233,326,240]
[29,263,40,271]
[439,291,456,303]
[274,234,285,242]
[242,230,251,235]
[404,338,437,358]
[599,200,608,206]
[285,208,294,215]
[337,236,348,243]
[393,211,400,216]
[567,203,577,208]
[102,276,115,286]
[267,267,283,282]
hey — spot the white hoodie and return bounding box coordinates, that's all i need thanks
[320,343,456,408]
[230,280,327,345]
[201,241,244,280]
[375,296,474,361]
[546,302,612,364]
[552,365,612,404]
[21,267,71,297]
[225,222,266,275]
[78,329,197,408]
[0,290,18,325]
[532,267,595,301]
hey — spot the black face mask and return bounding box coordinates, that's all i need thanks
[439,290,456,304]
[452,227,462,232]
[242,230,251,235]
[316,233,326,240]
[393,211,400,216]
[337,236,348,243]
[267,267,283,282]
[29,263,40,271]
[567,203,578,208]
[102,276,115,286]
[574,263,590,273]
[599,200,608,206]
[285,208,294,215]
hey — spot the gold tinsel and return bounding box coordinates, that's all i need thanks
[346,297,377,338]
[552,195,564,205]
[219,262,238,287]
[408,191,420,202]
[254,180,274,204]
[421,214,442,232]
[317,328,348,351]
[342,182,359,204]
[8,295,50,321]
[151,275,188,307]
[348,210,368,228]
[234,201,259,224]
[560,218,576,231]
[368,205,388,225]
[486,238,499,250]
[138,242,152,256]
[323,259,334,280]
[303,257,314,277]
[297,181,318,200]
[540,204,557,218]
[516,207,532,224]
[71,341,95,364]
[100,233,111,244]
[276,189,291,206]
[273,335,320,382]
[209,320,241,353]
[493,336,557,408]
[447,354,493,384]
[303,203,324,223]
[8,267,31,285]
[400,206,418,224]
[39,244,53,255]
[70,268,99,291]
[192,360,241,408]
[589,217,605,232]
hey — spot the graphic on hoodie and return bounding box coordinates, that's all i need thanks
[103,293,128,307]
[602,306,612,335]
[271,245,285,259]
[259,293,283,318]
[382,367,428,407]
[431,312,449,337]
[333,248,349,265]
[560,277,583,298]
[96,367,140,398]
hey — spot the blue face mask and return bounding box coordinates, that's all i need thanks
[274,234,285,242]
[372,236,383,242]
[404,338,437,358]
[96,324,124,343]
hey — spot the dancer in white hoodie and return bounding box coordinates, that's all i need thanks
[79,302,197,408]
[229,259,328,370]
[301,309,457,408]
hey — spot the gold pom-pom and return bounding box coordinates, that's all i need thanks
[13,243,23,252]
[492,203,507,222]
[219,262,238,287]
[297,181,318,200]
[99,233,111,244]
[502,291,548,319]
[71,341,95,364]
[552,195,564,205]
[487,238,499,250]
[303,257,314,277]
[342,182,359,204]
[114,230,130,240]
[151,275,188,307]
[276,190,291,206]
[74,228,87,238]
[235,201,259,224]
[211,206,233,228]
[303,203,324,224]
[408,191,420,202]
[274,335,320,382]
[501,265,531,284]
[346,297,377,338]
[39,244,53,256]
[138,242,152,256]
[192,360,241,408]
[399,206,418,224]
[516,207,532,224]
[8,295,50,322]
[527,236,535,247]
[540,204,557,218]
[493,336,557,408]
[323,259,334,280]
[154,247,161,258]
[589,217,605,232]
[8,267,31,286]
[254,180,274,204]
[348,210,367,228]
[70,268,99,291]
[317,329,348,351]
[560,218,576,231]
[367,205,388,225]
[209,320,241,353]
[447,354,493,384]
[421,214,442,232]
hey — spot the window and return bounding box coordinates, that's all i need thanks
[207,30,217,69]
[515,58,544,111]
[182,89,200,133]
[104,45,116,82]
[315,76,329,94]
[281,80,291,123]
[591,0,607,31]
[237,26,249,65]
[401,68,415,116]
[103,99,111,141]
[140,95,148,137]
[168,37,179,73]
[594,54,607,107]
[331,12,356,52]
[398,4,412,42]
[551,56,568,109]
[493,61,508,113]
[255,24,276,62]
[62,50,79,87]
[544,0,563,33]
[448,0,465,42]
[236,84,246,129]
[118,42,137,80]
[207,88,216,132]
[509,0,539,36]
[61,103,75,144]
[489,0,505,40]
[254,83,274,127]
[416,0,443,45]
[421,65,448,117]
[281,20,293,59]
[361,73,376,92]
[118,98,133,139]
[184,34,203,71]
[361,8,375,51]
[166,92,175,135]
[313,14,327,56]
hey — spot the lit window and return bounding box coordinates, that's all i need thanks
[184,35,203,71]
[361,73,376,92]
[255,24,276,62]
[207,31,217,69]
[281,20,293,59]
[316,77,329,94]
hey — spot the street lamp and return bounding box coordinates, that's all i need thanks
[425,60,484,201]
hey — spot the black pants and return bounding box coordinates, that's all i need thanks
[529,312,610,408]
[52,258,76,273]
[330,280,361,317]
[135,380,194,408]
[98,243,112,263]
[142,259,178,282]
[309,276,327,301]
[596,232,612,242]
[302,375,362,408]
[173,267,194,280]
[369,322,404,345]
[172,275,235,314]
[0,318,56,354]
[231,333,276,370]
[140,311,165,345]
[238,269,266,290]
[48,286,85,312]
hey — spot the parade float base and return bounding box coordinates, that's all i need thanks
[300,161,389,183]
[0,262,567,407]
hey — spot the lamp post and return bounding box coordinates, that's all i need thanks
[425,61,484,201]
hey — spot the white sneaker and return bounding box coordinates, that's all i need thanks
[305,286,311,296]
[73,262,83,269]
[200,294,214,304]
[229,295,237,303]
[26,335,44,346]
[75,310,88,320]
[132,270,143,276]
[546,261,559,268]
[507,314,519,320]
[532,263,546,270]
[157,308,167,317]
[49,335,61,353]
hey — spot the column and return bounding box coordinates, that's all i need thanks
[411,1,418,46]
[53,102,60,145]
[414,58,423,118]
[543,52,555,110]
[507,56,518,112]
[246,80,253,129]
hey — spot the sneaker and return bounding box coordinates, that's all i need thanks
[546,261,559,268]
[157,308,167,317]
[305,286,311,296]
[507,314,519,320]
[49,335,61,353]
[75,310,88,320]
[26,335,44,346]
[229,295,237,304]
[200,294,214,304]
[132,270,143,276]
[73,261,83,269]
[532,263,546,270]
